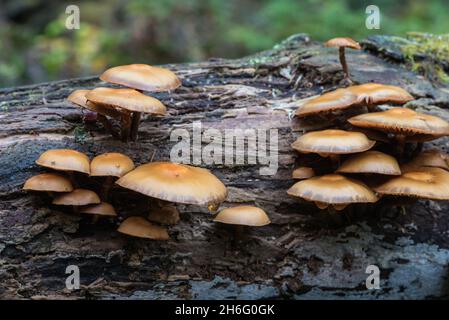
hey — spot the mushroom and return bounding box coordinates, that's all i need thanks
[36,149,90,185]
[85,88,166,142]
[90,152,135,200]
[348,83,414,111]
[287,174,378,212]
[295,88,360,119]
[100,64,181,141]
[100,64,181,93]
[80,202,117,223]
[23,173,73,197]
[148,203,180,225]
[324,37,361,82]
[52,188,101,213]
[401,149,449,172]
[117,216,169,240]
[292,167,315,180]
[214,205,270,244]
[336,151,401,175]
[348,107,449,155]
[374,167,449,200]
[291,129,375,166]
[68,90,121,138]
[116,162,227,212]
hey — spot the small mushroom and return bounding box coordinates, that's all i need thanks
[148,204,180,225]
[291,129,375,166]
[80,202,117,217]
[325,37,361,82]
[374,167,449,200]
[214,205,270,244]
[292,167,315,180]
[117,216,169,240]
[336,151,401,175]
[86,88,166,142]
[52,188,101,213]
[90,152,135,200]
[23,173,73,197]
[348,107,449,155]
[116,162,227,210]
[287,174,378,212]
[295,88,360,118]
[100,64,181,93]
[401,149,449,172]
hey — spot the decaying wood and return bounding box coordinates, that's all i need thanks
[1,34,449,300]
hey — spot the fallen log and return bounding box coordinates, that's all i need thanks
[1,33,449,300]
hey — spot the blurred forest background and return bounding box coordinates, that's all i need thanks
[1,0,448,87]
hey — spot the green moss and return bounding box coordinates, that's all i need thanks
[73,125,88,144]
[400,33,449,83]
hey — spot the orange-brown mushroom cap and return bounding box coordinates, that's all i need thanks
[337,151,401,175]
[116,162,227,205]
[80,202,117,216]
[90,153,135,178]
[291,129,375,155]
[117,216,169,240]
[36,149,90,174]
[52,189,101,206]
[348,83,414,105]
[213,206,271,227]
[67,89,122,119]
[287,174,378,205]
[23,173,73,192]
[292,167,315,179]
[325,37,361,50]
[295,88,360,118]
[100,64,181,92]
[348,107,449,136]
[67,89,90,107]
[86,88,167,115]
[401,149,449,172]
[374,167,449,200]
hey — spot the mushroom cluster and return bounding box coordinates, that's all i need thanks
[67,64,181,142]
[24,149,269,241]
[290,79,449,214]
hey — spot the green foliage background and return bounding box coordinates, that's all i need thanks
[1,0,448,87]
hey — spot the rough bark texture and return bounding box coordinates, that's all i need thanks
[1,34,449,300]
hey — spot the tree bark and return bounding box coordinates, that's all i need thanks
[1,34,449,300]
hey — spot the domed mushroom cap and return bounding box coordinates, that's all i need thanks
[348,83,414,105]
[214,206,271,227]
[401,150,449,172]
[90,153,135,177]
[86,88,166,115]
[100,64,181,92]
[23,173,73,192]
[374,167,449,200]
[36,149,90,174]
[287,174,378,204]
[52,189,101,206]
[337,151,401,175]
[68,89,122,119]
[291,129,375,155]
[325,37,361,50]
[116,162,227,205]
[295,88,359,118]
[292,167,315,179]
[117,216,169,240]
[80,202,117,216]
[348,107,449,136]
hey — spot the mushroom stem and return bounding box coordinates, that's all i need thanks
[101,176,115,201]
[120,112,132,142]
[67,171,78,188]
[329,154,341,168]
[412,142,424,158]
[97,114,119,139]
[232,225,245,247]
[338,47,350,80]
[129,112,142,142]
[396,135,406,159]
